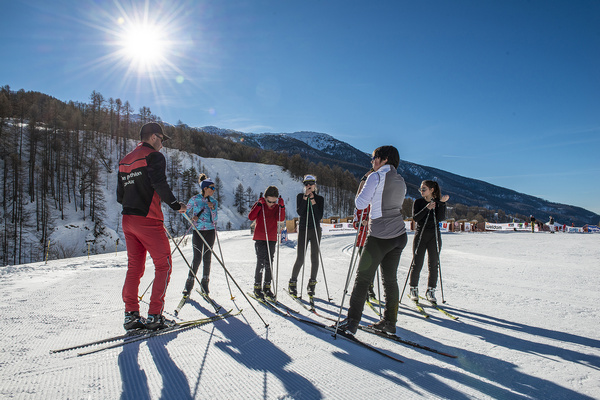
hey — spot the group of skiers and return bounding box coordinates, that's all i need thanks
[117,122,448,335]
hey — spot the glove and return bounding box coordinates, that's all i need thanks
[258,197,267,206]
[278,197,285,207]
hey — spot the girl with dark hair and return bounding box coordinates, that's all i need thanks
[248,186,285,299]
[288,174,325,297]
[408,180,449,304]
[182,174,218,296]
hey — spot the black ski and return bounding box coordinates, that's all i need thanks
[50,310,236,354]
[263,296,301,314]
[286,291,338,321]
[284,310,403,364]
[196,288,222,313]
[247,292,288,317]
[76,310,240,356]
[358,325,457,358]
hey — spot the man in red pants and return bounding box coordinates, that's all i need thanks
[117,122,187,331]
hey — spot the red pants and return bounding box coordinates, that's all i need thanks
[122,215,172,315]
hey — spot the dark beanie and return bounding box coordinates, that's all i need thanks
[140,122,171,141]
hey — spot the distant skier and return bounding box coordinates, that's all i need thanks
[530,215,536,233]
[548,216,555,234]
[117,122,187,331]
[408,180,449,304]
[288,175,324,298]
[182,174,218,296]
[338,145,407,334]
[248,186,285,300]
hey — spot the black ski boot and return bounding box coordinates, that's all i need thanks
[263,282,275,301]
[145,314,176,331]
[123,311,146,331]
[201,276,210,295]
[369,319,396,334]
[336,317,359,334]
[288,280,297,297]
[307,279,317,297]
[367,284,376,299]
[253,283,264,300]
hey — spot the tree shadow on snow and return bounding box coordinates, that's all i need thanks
[212,315,323,399]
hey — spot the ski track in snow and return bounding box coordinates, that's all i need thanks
[1,231,599,399]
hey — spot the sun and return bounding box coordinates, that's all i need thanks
[118,21,168,73]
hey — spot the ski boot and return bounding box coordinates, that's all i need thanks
[307,279,317,297]
[200,276,210,295]
[145,314,176,330]
[336,317,359,335]
[263,282,275,301]
[288,280,297,297]
[123,311,146,331]
[367,284,376,300]
[253,282,264,300]
[369,319,396,334]
[425,287,437,304]
[409,286,419,302]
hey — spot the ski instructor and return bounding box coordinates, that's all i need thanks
[338,145,408,334]
[117,122,187,331]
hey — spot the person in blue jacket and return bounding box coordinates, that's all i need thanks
[182,174,218,295]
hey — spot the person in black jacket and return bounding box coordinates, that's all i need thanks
[408,180,448,304]
[117,122,187,331]
[288,174,325,297]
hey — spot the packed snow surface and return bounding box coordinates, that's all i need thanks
[1,231,599,399]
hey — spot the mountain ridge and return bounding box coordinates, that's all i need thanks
[198,125,598,225]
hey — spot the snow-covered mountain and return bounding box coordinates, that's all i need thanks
[199,126,599,226]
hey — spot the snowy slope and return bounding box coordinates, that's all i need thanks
[1,231,599,399]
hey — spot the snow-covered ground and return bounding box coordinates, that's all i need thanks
[1,230,599,399]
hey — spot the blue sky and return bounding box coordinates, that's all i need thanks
[2,0,599,216]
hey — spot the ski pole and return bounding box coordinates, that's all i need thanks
[399,211,429,304]
[333,199,369,338]
[208,205,234,300]
[309,199,332,301]
[262,202,275,293]
[299,198,311,298]
[432,209,445,303]
[164,225,220,313]
[182,213,269,327]
[275,196,284,297]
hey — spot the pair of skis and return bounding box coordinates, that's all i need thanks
[174,288,221,317]
[405,295,458,320]
[249,292,457,362]
[50,309,241,356]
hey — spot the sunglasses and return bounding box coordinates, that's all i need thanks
[266,199,276,204]
[207,186,216,190]
[304,181,315,186]
[419,187,429,192]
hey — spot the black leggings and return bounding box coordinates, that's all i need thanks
[184,229,216,292]
[409,228,441,288]
[290,228,322,281]
[347,233,407,323]
[254,240,276,284]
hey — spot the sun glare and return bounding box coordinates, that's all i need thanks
[119,23,167,72]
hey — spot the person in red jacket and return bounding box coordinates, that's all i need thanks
[248,186,285,300]
[117,122,187,331]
